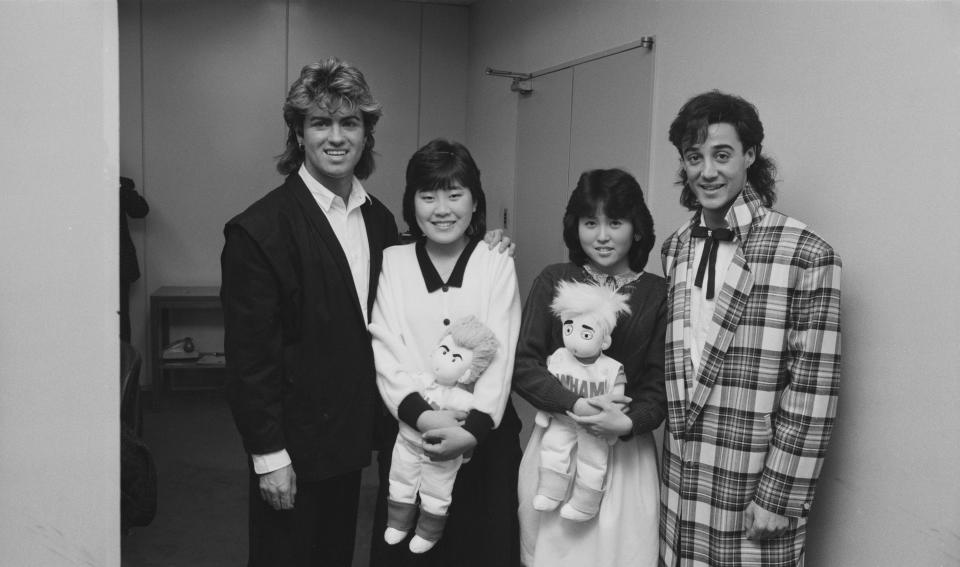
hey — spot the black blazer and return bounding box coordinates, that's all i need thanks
[220,173,398,481]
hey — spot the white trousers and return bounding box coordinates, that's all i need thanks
[539,414,610,490]
[389,427,463,516]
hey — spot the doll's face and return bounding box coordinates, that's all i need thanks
[431,335,474,387]
[561,314,608,359]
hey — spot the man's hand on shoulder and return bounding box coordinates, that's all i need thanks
[483,229,516,257]
[259,464,297,511]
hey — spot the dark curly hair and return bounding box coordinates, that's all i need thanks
[561,168,655,272]
[669,90,777,210]
[401,139,487,239]
[276,58,382,179]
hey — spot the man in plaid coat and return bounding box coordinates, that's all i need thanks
[659,91,842,566]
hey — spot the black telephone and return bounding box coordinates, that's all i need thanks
[161,337,199,360]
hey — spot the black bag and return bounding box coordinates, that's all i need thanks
[121,422,157,529]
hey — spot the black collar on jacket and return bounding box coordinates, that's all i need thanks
[415,237,480,292]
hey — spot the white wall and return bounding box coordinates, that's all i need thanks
[0,1,119,565]
[468,1,960,565]
[119,0,471,382]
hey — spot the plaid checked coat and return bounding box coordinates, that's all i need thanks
[659,186,842,567]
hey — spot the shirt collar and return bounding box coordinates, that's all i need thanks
[298,164,371,213]
[688,183,766,243]
[416,238,481,292]
[583,264,642,290]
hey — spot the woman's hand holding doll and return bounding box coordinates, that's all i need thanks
[568,393,633,439]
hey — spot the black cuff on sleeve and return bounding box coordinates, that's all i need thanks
[398,393,432,430]
[461,410,495,444]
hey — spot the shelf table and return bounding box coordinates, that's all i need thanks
[150,286,223,407]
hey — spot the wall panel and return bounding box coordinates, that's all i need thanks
[419,5,469,147]
[288,0,422,218]
[141,0,287,301]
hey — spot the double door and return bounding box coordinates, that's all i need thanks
[513,44,656,300]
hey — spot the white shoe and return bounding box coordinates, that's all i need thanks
[384,527,407,545]
[409,535,437,554]
[532,494,561,511]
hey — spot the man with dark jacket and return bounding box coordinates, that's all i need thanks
[220,58,398,567]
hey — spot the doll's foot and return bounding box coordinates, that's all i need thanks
[559,481,603,521]
[384,527,408,545]
[535,467,572,510]
[409,535,437,554]
[532,494,561,511]
[410,509,445,553]
[559,502,596,522]
[385,498,416,544]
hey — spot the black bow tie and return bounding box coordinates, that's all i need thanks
[691,226,734,300]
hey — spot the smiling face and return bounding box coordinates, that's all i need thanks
[680,122,756,228]
[414,181,477,252]
[561,313,608,359]
[298,105,365,196]
[578,205,635,276]
[431,335,475,387]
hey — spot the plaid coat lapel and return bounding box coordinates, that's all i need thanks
[684,194,757,431]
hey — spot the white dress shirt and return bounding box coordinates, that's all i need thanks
[689,221,736,378]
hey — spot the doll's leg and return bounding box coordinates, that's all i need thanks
[384,435,422,544]
[408,456,461,553]
[418,456,460,517]
[387,434,422,504]
[385,499,418,545]
[533,417,576,511]
[559,427,611,521]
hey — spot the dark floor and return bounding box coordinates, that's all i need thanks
[120,388,380,567]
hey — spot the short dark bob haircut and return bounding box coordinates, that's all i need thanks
[276,58,382,179]
[402,139,487,239]
[668,90,777,210]
[562,168,655,272]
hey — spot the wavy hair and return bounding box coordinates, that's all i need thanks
[276,58,382,179]
[668,90,777,209]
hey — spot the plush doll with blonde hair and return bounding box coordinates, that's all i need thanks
[383,315,500,553]
[532,280,631,521]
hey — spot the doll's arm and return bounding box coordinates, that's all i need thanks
[568,360,631,441]
[441,388,475,413]
[611,363,627,398]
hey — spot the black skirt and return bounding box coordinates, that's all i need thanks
[369,400,523,567]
